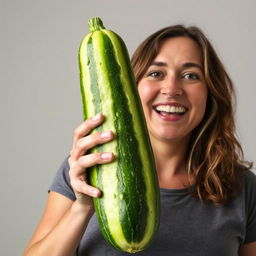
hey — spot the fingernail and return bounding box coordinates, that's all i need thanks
[92,190,100,197]
[92,113,101,121]
[101,152,112,159]
[100,131,111,138]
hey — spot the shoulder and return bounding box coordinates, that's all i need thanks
[242,169,256,244]
[244,169,256,180]
[241,169,256,208]
[243,169,256,193]
[49,157,76,201]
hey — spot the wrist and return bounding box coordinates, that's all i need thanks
[71,200,94,219]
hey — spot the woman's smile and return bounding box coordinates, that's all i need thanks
[153,102,188,121]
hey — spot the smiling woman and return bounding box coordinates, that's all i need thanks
[23,24,256,256]
[132,25,252,204]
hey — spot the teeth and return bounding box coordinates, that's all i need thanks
[155,105,186,113]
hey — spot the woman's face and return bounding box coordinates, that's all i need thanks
[138,36,208,144]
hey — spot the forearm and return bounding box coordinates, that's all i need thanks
[24,201,93,256]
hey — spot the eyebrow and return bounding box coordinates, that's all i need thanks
[182,62,202,70]
[150,61,167,67]
[150,61,203,70]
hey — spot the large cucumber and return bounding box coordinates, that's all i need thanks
[78,17,160,253]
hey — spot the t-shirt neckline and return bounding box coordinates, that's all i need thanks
[160,185,195,195]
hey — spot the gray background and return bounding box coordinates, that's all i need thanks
[1,0,255,255]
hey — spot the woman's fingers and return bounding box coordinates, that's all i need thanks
[68,113,115,201]
[78,152,115,166]
[70,178,101,198]
[69,152,115,198]
[73,113,104,145]
[71,130,114,161]
[69,152,115,179]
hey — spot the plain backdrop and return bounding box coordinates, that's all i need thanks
[1,0,256,255]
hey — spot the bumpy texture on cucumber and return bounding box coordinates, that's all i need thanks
[78,17,160,253]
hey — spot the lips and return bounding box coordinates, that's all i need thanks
[153,102,188,114]
[152,102,188,121]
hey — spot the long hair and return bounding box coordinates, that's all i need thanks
[131,25,252,204]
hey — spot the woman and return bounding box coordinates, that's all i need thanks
[24,25,256,255]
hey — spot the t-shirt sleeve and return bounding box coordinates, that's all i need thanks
[48,157,76,201]
[244,170,256,244]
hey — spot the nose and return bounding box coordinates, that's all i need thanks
[160,76,183,97]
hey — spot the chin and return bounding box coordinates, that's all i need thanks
[149,128,188,143]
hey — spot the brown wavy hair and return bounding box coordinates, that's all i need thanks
[131,25,252,204]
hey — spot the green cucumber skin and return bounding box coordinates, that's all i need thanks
[79,18,160,253]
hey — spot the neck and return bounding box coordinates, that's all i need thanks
[150,136,191,189]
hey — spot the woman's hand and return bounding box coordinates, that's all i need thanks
[68,113,114,210]
[23,113,114,256]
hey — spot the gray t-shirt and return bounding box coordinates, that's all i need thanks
[49,158,256,255]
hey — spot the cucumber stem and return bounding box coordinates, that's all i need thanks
[88,17,105,32]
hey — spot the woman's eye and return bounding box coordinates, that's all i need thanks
[183,73,200,80]
[147,71,163,78]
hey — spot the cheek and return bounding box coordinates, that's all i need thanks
[138,82,154,106]
[187,86,208,117]
[193,89,208,118]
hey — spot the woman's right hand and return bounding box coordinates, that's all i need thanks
[23,113,114,256]
[68,113,114,211]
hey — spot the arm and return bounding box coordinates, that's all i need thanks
[23,192,93,256]
[239,242,256,256]
[23,114,114,256]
